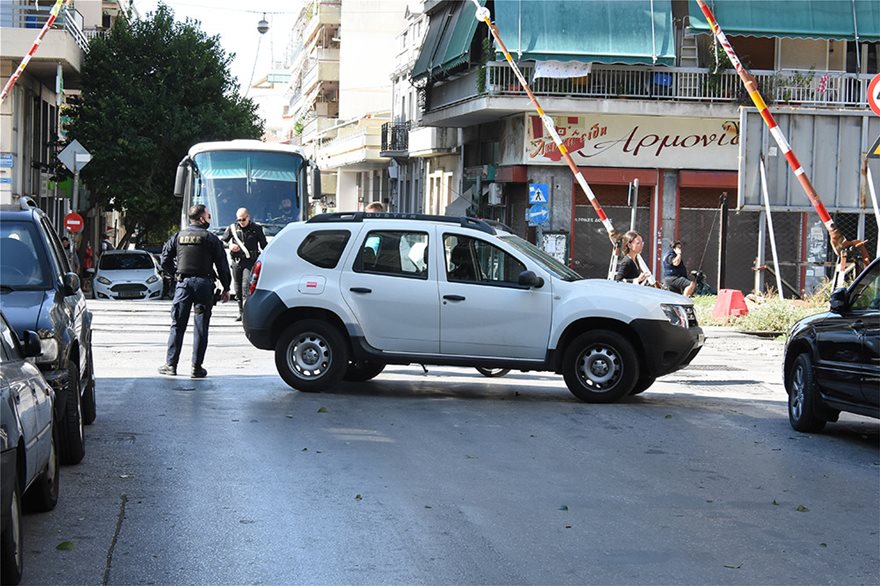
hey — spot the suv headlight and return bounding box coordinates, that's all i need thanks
[36,336,59,364]
[661,304,691,329]
[146,275,159,284]
[96,276,111,285]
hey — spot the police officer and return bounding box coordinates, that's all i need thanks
[158,205,231,378]
[221,207,267,321]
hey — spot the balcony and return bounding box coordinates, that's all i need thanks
[408,125,457,157]
[318,120,387,170]
[421,62,872,126]
[1,3,89,88]
[302,60,340,94]
[302,116,339,144]
[380,122,410,155]
[302,0,341,47]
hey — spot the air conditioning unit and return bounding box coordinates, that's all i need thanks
[487,183,503,206]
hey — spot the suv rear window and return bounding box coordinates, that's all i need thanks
[297,230,351,268]
[0,221,53,289]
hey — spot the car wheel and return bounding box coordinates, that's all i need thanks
[787,352,826,432]
[81,349,97,426]
[60,359,85,465]
[343,361,386,382]
[1,465,23,585]
[630,375,656,396]
[475,367,511,378]
[24,425,59,512]
[275,320,349,392]
[562,330,638,403]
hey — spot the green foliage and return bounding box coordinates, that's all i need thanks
[693,293,828,334]
[476,36,492,94]
[67,5,264,244]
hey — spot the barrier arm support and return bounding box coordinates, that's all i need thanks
[695,0,870,266]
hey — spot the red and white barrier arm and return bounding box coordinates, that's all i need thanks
[0,0,69,103]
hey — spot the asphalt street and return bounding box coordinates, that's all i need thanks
[17,300,880,585]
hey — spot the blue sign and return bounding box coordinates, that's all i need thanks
[0,154,12,168]
[528,183,549,204]
[527,203,550,226]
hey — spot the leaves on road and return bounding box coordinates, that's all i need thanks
[355,494,363,501]
[796,504,810,512]
[723,562,743,569]
[56,541,75,551]
[664,414,673,419]
[772,499,780,505]
[559,505,569,511]
[317,407,329,413]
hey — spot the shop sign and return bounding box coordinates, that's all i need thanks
[524,114,739,170]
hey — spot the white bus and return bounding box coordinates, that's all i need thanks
[173,140,321,236]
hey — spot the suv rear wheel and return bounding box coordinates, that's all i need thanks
[60,359,85,465]
[787,352,826,432]
[275,320,349,392]
[562,330,638,403]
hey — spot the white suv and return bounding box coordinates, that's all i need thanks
[243,213,704,402]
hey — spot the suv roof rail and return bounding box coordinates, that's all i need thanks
[307,212,497,235]
[18,196,38,211]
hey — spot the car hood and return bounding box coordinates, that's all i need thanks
[552,278,692,323]
[0,289,50,334]
[568,278,692,303]
[96,268,157,282]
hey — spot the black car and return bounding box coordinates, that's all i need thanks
[0,197,96,463]
[784,257,880,432]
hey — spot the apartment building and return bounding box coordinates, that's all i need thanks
[284,0,408,212]
[0,0,134,229]
[398,0,879,295]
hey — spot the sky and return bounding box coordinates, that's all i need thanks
[132,0,300,95]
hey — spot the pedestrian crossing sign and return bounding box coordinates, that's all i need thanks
[869,134,880,159]
[529,183,549,204]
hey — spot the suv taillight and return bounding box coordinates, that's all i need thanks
[248,260,261,295]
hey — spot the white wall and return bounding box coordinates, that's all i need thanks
[335,169,359,211]
[338,0,407,120]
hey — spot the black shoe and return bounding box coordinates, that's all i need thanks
[235,315,242,322]
[191,366,208,379]
[158,364,177,376]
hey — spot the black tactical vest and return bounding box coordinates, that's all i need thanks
[175,226,213,277]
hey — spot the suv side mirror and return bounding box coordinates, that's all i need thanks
[518,270,544,288]
[63,272,81,296]
[829,287,848,313]
[20,330,42,358]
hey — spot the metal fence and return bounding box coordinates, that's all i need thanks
[484,62,871,109]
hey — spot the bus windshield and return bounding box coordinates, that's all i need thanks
[191,150,304,237]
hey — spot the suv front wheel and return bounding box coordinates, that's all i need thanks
[275,320,349,392]
[562,330,638,403]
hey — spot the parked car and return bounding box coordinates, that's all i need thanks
[243,213,704,402]
[1,313,60,585]
[0,197,95,464]
[784,257,879,432]
[93,250,163,300]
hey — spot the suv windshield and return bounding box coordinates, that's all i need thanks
[0,221,53,289]
[100,253,155,271]
[500,234,583,281]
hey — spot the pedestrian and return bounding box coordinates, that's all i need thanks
[221,207,267,321]
[614,230,653,285]
[365,201,385,213]
[158,204,231,378]
[662,240,697,297]
[100,233,114,254]
[61,236,80,275]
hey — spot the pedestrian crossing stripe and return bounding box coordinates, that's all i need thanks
[869,134,880,159]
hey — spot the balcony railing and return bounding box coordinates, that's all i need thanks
[381,122,410,153]
[2,3,89,52]
[428,62,871,112]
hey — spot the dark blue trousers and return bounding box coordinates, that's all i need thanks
[166,276,214,368]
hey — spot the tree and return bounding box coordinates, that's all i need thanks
[68,4,264,245]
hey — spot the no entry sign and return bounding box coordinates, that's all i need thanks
[64,211,84,233]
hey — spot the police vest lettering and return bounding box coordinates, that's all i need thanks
[176,227,213,277]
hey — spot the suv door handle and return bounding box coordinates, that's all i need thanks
[443,295,466,302]
[349,287,372,294]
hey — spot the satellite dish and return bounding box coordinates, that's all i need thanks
[257,14,269,35]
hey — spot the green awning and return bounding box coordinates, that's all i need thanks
[493,0,675,66]
[412,0,485,81]
[688,0,880,42]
